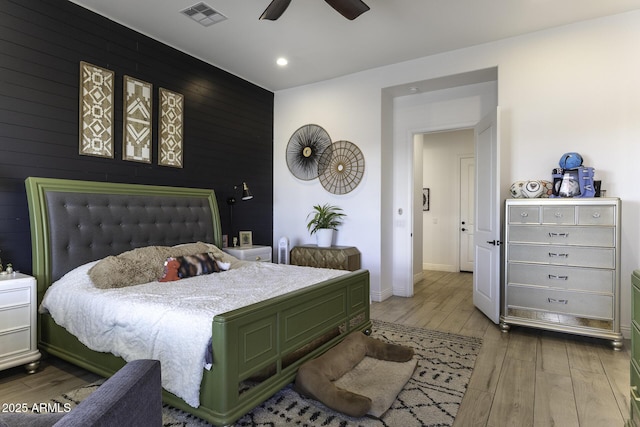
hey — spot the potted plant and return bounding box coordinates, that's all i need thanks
[306,203,346,247]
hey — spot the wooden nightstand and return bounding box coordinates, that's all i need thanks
[0,273,41,373]
[223,245,272,262]
[290,245,361,271]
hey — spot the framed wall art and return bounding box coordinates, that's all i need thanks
[79,61,114,158]
[123,76,152,163]
[239,231,253,247]
[423,188,430,211]
[158,88,184,168]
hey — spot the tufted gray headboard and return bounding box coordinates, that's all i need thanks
[25,177,222,302]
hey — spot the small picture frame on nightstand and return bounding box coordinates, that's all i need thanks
[239,231,252,247]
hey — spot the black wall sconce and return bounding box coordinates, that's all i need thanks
[226,182,253,205]
[227,182,253,243]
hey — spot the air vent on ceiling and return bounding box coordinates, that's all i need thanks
[181,2,227,27]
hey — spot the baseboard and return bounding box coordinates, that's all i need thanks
[413,270,424,284]
[422,263,457,272]
[371,286,394,302]
[621,324,631,340]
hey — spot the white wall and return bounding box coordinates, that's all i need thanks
[422,130,475,272]
[273,11,640,332]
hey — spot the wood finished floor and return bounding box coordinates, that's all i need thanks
[371,270,631,427]
[0,270,631,426]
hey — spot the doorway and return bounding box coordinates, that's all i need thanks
[381,67,498,301]
[420,129,474,274]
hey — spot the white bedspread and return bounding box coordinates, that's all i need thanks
[39,260,348,408]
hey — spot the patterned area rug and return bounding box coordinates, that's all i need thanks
[50,320,482,426]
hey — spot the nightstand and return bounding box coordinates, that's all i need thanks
[223,245,272,262]
[290,245,361,271]
[0,273,41,373]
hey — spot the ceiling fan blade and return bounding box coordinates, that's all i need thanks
[324,0,370,20]
[259,0,292,20]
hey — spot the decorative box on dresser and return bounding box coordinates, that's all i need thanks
[0,273,41,373]
[501,198,622,350]
[630,270,640,426]
[222,245,272,262]
[290,245,361,271]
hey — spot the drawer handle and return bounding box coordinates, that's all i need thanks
[520,212,528,217]
[592,212,601,218]
[547,298,568,304]
[548,252,569,258]
[255,256,262,261]
[548,274,568,280]
[548,232,569,238]
[554,212,563,218]
[633,386,640,402]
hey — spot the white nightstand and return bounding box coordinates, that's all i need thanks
[0,272,41,373]
[223,245,272,262]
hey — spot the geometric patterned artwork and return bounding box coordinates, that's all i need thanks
[79,61,114,158]
[318,140,365,194]
[123,76,152,163]
[158,88,184,168]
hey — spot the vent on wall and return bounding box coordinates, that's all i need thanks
[181,2,227,27]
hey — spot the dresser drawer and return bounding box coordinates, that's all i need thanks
[508,206,540,224]
[0,287,30,309]
[508,244,615,269]
[632,360,640,427]
[542,206,575,225]
[0,328,30,357]
[577,205,615,225]
[634,272,640,326]
[508,263,614,293]
[508,225,615,247]
[507,285,613,319]
[632,401,640,427]
[633,323,640,369]
[0,305,30,332]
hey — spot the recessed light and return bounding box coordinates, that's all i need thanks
[276,57,288,66]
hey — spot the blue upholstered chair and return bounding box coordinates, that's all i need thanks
[0,359,162,427]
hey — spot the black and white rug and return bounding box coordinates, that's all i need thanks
[52,320,482,427]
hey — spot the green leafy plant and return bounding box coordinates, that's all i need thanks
[306,204,346,235]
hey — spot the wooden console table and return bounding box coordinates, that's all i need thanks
[290,245,361,271]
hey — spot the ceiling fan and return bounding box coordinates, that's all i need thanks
[260,0,370,21]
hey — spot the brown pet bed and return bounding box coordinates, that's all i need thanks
[294,330,417,418]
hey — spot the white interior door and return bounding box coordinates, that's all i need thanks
[473,109,501,324]
[459,156,475,272]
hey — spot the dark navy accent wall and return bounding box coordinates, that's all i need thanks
[0,0,274,272]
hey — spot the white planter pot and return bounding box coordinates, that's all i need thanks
[315,229,334,248]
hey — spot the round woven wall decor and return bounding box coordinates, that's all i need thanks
[318,140,365,195]
[285,124,332,181]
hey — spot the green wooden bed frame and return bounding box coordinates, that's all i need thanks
[25,177,371,426]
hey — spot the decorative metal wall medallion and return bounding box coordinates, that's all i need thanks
[79,61,114,158]
[318,140,365,194]
[159,88,184,168]
[286,124,332,180]
[123,76,152,163]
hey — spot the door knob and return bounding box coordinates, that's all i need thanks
[461,228,467,231]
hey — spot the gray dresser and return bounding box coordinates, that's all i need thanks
[501,198,622,349]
